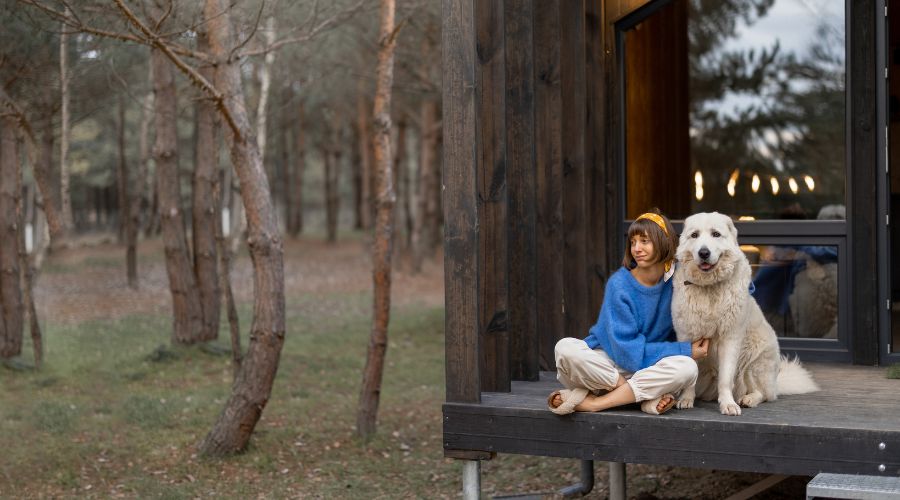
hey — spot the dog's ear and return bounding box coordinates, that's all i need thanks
[726,216,738,240]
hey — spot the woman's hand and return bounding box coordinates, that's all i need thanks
[691,338,710,360]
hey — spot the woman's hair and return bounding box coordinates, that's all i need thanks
[622,209,677,269]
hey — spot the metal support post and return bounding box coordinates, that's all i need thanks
[462,459,481,500]
[609,462,626,500]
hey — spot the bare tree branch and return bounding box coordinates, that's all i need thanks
[228,0,266,62]
[239,0,366,58]
[109,0,242,140]
[17,0,214,63]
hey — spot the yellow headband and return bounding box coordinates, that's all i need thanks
[634,212,673,275]
[635,213,668,235]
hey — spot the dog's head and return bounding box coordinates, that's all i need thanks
[676,212,742,285]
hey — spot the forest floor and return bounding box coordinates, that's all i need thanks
[0,233,809,499]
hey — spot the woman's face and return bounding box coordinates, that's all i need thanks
[630,232,658,268]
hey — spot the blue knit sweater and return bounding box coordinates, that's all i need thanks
[584,267,692,372]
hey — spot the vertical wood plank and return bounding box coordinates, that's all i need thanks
[533,0,565,370]
[584,0,609,317]
[443,0,481,402]
[559,0,590,343]
[850,0,878,365]
[505,0,540,380]
[476,0,510,392]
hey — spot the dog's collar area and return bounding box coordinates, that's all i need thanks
[683,279,757,295]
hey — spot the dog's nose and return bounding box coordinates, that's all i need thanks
[698,247,710,260]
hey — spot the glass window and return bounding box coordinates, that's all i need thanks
[623,0,846,221]
[743,244,839,339]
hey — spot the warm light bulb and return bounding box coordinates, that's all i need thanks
[727,169,739,197]
[694,171,704,201]
[788,177,798,194]
[770,176,779,195]
[803,175,815,191]
[751,174,760,193]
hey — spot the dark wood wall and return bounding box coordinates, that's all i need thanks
[463,0,613,393]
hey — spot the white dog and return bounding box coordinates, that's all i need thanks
[671,212,819,416]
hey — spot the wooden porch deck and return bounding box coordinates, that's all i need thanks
[443,364,900,476]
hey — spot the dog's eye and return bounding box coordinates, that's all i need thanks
[712,230,721,238]
[690,231,699,238]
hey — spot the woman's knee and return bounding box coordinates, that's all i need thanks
[671,356,699,386]
[554,337,583,360]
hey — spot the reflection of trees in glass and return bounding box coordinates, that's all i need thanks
[688,0,845,219]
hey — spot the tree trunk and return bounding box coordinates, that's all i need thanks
[323,137,340,244]
[411,99,438,273]
[356,0,398,440]
[277,87,290,230]
[402,126,414,251]
[199,0,285,456]
[287,99,305,236]
[59,10,74,231]
[392,118,406,256]
[152,47,204,345]
[213,148,241,378]
[117,96,138,289]
[356,85,372,230]
[0,117,23,358]
[192,29,221,342]
[138,71,155,237]
[19,175,41,367]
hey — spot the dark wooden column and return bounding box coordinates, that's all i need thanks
[560,0,590,344]
[533,0,565,371]
[849,0,878,365]
[505,0,540,381]
[476,0,510,392]
[443,0,481,402]
[585,0,610,316]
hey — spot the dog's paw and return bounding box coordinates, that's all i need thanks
[739,394,761,408]
[719,401,742,416]
[676,398,694,409]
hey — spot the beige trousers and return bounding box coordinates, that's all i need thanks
[554,337,698,410]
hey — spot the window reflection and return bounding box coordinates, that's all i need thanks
[745,244,838,339]
[624,0,846,220]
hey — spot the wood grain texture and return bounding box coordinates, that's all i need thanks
[850,0,878,365]
[476,0,510,392]
[559,0,590,344]
[444,365,900,475]
[533,0,565,371]
[443,0,481,403]
[505,0,539,381]
[584,0,609,317]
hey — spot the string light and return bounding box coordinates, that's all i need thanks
[726,169,739,197]
[788,177,799,194]
[769,176,780,195]
[694,171,704,201]
[803,175,815,191]
[751,174,760,193]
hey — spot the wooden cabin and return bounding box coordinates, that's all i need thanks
[442,0,900,496]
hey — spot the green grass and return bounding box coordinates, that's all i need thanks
[888,364,900,379]
[0,289,469,498]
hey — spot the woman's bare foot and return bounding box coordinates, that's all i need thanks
[656,394,675,413]
[550,393,563,408]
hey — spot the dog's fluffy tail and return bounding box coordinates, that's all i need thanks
[776,356,820,395]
